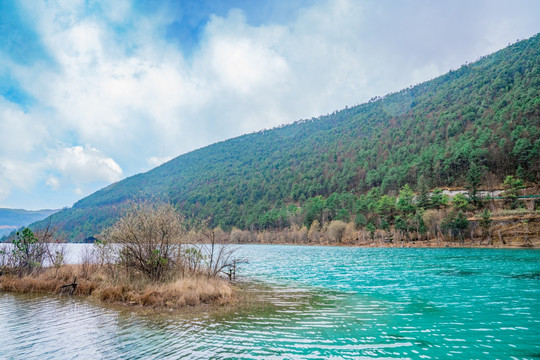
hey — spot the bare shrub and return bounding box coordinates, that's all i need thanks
[0,243,13,272]
[327,220,348,243]
[297,226,309,243]
[204,242,236,278]
[257,230,274,244]
[101,202,185,282]
[230,228,253,243]
[340,222,357,244]
[308,220,322,243]
[180,246,205,274]
[423,209,444,240]
[282,226,308,244]
[230,228,242,243]
[79,244,99,279]
[45,242,68,275]
[193,221,237,278]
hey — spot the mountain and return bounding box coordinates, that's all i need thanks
[34,34,540,242]
[0,208,59,238]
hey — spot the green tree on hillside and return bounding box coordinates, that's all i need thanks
[416,178,431,210]
[479,208,493,245]
[442,211,469,243]
[466,162,485,206]
[397,184,416,216]
[452,193,470,211]
[503,175,525,209]
[303,196,325,229]
[430,188,449,210]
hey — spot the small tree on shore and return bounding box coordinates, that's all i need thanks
[194,220,236,278]
[466,162,485,207]
[364,223,375,241]
[12,228,43,275]
[416,177,431,210]
[102,202,185,282]
[1,219,65,276]
[423,209,444,241]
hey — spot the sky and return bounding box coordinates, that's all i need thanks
[0,0,539,210]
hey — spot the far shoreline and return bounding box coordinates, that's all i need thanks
[201,240,539,250]
[65,240,539,250]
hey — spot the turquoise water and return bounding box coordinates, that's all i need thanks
[1,245,539,359]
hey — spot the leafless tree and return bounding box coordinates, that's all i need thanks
[36,219,68,270]
[327,220,347,243]
[195,219,237,278]
[101,202,185,281]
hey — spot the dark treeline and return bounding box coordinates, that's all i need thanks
[32,34,540,242]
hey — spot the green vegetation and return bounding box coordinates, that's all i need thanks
[503,175,526,209]
[479,208,493,244]
[0,226,66,276]
[33,34,540,242]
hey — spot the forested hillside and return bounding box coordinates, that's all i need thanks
[35,34,539,242]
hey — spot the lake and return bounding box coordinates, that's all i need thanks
[1,245,539,359]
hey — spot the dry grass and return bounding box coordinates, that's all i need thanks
[0,276,60,293]
[92,276,235,308]
[0,264,236,310]
[0,265,82,293]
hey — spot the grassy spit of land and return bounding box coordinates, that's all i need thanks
[0,203,246,312]
[0,264,237,310]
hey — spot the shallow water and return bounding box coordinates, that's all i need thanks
[1,245,539,359]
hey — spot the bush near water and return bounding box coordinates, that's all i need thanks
[0,203,238,309]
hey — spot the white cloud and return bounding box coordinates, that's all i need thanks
[46,176,60,190]
[97,0,131,23]
[48,146,123,184]
[0,98,48,156]
[14,0,540,163]
[147,156,173,168]
[2,0,540,209]
[201,10,289,95]
[0,158,42,203]
[0,142,122,205]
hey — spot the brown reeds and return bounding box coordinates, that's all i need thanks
[0,263,236,309]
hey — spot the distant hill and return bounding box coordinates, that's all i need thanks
[34,34,540,242]
[0,208,59,238]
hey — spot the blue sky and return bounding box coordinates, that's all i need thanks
[0,0,539,210]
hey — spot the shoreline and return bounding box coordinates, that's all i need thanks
[1,242,537,315]
[67,238,539,249]
[0,264,240,313]
[228,239,539,249]
[0,281,276,319]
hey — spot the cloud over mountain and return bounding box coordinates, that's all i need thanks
[0,0,539,209]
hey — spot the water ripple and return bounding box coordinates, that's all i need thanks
[1,246,539,359]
